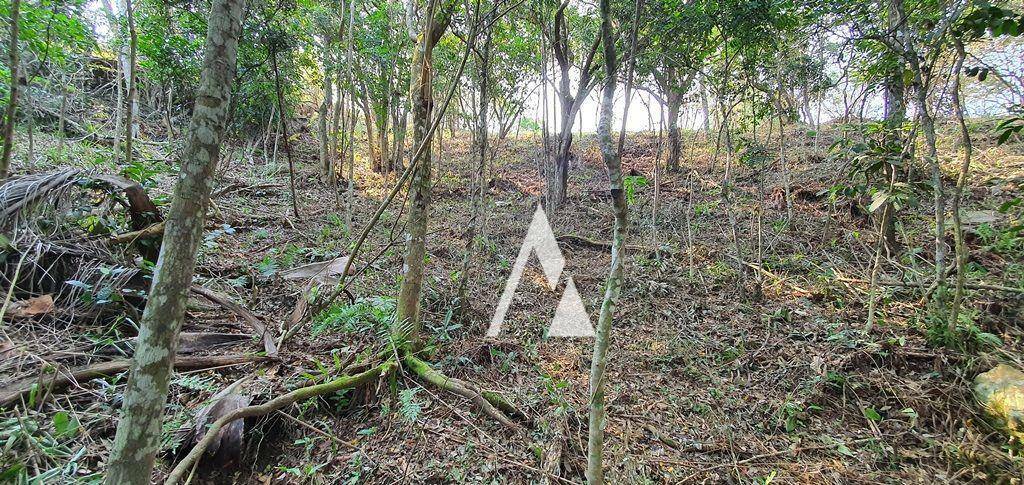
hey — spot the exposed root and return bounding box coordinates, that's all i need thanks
[403,352,522,428]
[164,360,396,485]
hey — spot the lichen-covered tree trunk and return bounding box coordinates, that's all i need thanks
[104,0,245,481]
[918,79,945,286]
[394,0,452,345]
[0,0,21,178]
[587,0,626,480]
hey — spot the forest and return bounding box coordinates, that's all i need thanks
[0,0,1023,482]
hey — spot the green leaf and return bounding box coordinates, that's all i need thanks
[863,407,882,421]
[868,191,889,213]
[835,442,856,457]
[53,411,78,438]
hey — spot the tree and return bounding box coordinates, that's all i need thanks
[394,0,457,345]
[539,0,603,209]
[104,0,247,480]
[0,0,20,178]
[636,0,711,172]
[587,0,628,480]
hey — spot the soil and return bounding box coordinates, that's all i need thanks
[1,122,1022,483]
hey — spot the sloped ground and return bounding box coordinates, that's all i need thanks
[1,122,1022,483]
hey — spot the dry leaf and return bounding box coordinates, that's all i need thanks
[5,294,55,319]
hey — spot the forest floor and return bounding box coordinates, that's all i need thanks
[1,119,1023,484]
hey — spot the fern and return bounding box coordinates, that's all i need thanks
[173,374,218,393]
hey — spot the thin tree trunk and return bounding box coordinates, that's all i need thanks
[394,0,452,345]
[587,0,626,479]
[330,69,343,185]
[456,4,492,310]
[866,159,898,333]
[948,39,972,336]
[345,0,356,230]
[0,0,22,178]
[164,85,174,138]
[123,0,138,167]
[58,71,68,155]
[699,82,711,137]
[104,0,245,481]
[320,63,333,179]
[24,65,33,166]
[271,47,300,219]
[653,105,663,226]
[666,93,681,172]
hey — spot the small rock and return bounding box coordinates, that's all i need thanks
[974,364,1024,441]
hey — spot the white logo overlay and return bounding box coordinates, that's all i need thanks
[487,206,594,338]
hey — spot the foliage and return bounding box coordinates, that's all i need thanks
[312,296,396,336]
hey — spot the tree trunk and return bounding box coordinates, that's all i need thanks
[104,0,245,481]
[949,39,972,336]
[456,6,492,310]
[666,93,681,172]
[699,82,711,136]
[24,65,33,166]
[360,86,378,167]
[0,0,21,178]
[879,2,905,254]
[394,0,451,346]
[319,65,333,180]
[58,71,68,155]
[330,68,343,185]
[164,85,174,139]
[587,0,625,480]
[345,0,356,229]
[271,48,300,219]
[123,0,138,168]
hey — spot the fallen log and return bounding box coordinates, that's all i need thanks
[0,354,267,408]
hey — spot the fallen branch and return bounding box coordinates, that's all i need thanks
[735,259,813,296]
[107,221,165,245]
[164,360,396,485]
[555,234,649,252]
[0,354,266,408]
[835,276,1024,295]
[93,332,251,355]
[661,437,877,481]
[190,285,278,356]
[403,353,522,427]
